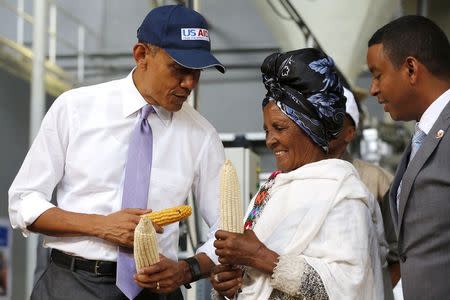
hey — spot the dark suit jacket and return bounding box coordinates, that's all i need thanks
[389,99,450,300]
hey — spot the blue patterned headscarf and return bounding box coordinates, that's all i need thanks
[261,48,346,153]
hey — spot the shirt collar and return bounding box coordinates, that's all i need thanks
[122,69,172,126]
[418,88,450,134]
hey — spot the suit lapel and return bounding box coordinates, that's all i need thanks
[389,149,409,235]
[398,102,450,228]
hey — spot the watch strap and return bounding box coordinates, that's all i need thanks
[183,257,202,282]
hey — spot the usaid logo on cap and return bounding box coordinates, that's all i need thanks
[181,28,210,41]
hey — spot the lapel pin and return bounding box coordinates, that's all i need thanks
[435,129,445,139]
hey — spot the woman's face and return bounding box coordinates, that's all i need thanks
[263,102,324,172]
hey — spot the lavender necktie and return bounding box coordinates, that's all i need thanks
[117,104,154,299]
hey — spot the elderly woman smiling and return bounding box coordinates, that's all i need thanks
[211,48,386,300]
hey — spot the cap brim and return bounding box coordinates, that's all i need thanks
[165,48,226,74]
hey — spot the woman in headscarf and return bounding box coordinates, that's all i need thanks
[210,48,386,300]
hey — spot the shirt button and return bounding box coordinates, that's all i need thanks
[400,254,407,262]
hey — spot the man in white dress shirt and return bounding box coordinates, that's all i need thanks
[9,5,225,300]
[367,15,450,300]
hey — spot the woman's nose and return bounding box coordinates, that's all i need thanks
[265,132,276,149]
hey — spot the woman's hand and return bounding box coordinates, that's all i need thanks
[214,229,279,274]
[210,264,243,299]
[214,230,264,266]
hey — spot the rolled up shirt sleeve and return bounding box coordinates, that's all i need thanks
[10,192,56,236]
[192,131,224,263]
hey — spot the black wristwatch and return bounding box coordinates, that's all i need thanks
[182,257,202,289]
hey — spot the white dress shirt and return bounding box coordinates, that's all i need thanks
[417,88,450,134]
[396,88,450,212]
[9,70,225,262]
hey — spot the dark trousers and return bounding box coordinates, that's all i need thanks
[31,260,183,300]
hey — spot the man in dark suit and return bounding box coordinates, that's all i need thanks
[366,15,450,300]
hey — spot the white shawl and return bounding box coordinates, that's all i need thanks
[238,159,386,300]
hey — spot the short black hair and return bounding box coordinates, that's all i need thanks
[368,15,450,79]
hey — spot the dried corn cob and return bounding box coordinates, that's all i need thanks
[134,217,160,269]
[142,205,192,226]
[219,160,244,233]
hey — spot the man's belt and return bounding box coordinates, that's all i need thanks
[50,249,117,276]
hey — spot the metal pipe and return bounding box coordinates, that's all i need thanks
[77,26,85,82]
[0,0,34,24]
[46,0,100,39]
[30,2,48,157]
[417,0,428,16]
[28,0,48,297]
[49,3,57,63]
[53,47,280,60]
[16,0,24,45]
[186,0,200,110]
[185,2,200,299]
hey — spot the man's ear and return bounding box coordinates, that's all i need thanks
[405,56,419,84]
[133,43,147,68]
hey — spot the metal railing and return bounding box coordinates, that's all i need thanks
[0,0,101,82]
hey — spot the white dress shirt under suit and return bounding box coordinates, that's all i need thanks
[8,71,225,263]
[416,88,450,135]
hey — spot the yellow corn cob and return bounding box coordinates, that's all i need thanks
[134,217,160,269]
[142,205,192,226]
[219,160,244,233]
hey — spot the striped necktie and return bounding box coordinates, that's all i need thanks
[409,123,426,162]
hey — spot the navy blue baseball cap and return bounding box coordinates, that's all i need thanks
[137,5,225,73]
